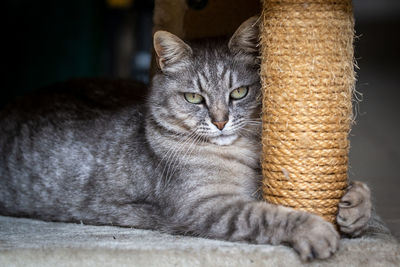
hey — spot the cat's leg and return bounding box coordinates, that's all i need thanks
[163,194,339,261]
[337,181,372,237]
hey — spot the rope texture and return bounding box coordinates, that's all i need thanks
[260,0,355,223]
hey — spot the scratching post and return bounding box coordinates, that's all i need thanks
[260,0,355,223]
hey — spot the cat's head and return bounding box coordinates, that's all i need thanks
[150,16,261,146]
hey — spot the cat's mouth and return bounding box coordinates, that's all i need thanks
[209,134,238,146]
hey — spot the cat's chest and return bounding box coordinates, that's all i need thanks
[204,144,261,197]
[198,139,261,182]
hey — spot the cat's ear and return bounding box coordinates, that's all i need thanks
[153,31,192,72]
[228,16,259,55]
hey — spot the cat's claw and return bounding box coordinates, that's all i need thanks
[337,181,371,237]
[290,214,339,261]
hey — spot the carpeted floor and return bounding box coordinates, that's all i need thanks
[0,215,399,267]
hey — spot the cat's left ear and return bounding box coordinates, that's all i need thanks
[228,16,260,56]
[153,31,192,72]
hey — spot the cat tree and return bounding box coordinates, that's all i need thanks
[0,1,398,266]
[260,0,354,223]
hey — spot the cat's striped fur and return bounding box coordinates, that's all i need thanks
[0,17,372,261]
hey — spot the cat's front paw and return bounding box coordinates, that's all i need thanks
[337,181,371,237]
[290,213,339,261]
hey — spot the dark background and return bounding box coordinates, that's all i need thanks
[2,0,154,106]
[351,0,400,239]
[1,0,399,238]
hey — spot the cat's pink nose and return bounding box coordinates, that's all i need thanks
[212,121,228,130]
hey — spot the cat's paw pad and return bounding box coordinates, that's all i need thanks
[291,214,339,261]
[337,181,371,237]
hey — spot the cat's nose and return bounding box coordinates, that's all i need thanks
[212,121,228,131]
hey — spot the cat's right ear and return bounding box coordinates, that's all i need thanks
[228,16,259,56]
[153,31,192,72]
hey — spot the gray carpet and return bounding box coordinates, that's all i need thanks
[0,215,399,267]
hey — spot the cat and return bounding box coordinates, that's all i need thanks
[0,17,372,261]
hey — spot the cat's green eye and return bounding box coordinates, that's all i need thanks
[184,93,204,104]
[230,87,248,100]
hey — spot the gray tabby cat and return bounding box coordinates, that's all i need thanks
[0,17,372,261]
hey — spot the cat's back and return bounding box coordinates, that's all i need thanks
[0,79,149,219]
[0,79,147,158]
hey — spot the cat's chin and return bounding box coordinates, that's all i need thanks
[209,135,238,146]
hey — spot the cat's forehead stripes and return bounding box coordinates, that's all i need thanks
[227,70,234,89]
[216,64,233,89]
[217,64,224,76]
[198,72,208,90]
[192,64,239,94]
[219,65,228,84]
[195,76,204,92]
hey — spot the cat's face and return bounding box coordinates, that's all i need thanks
[150,17,261,146]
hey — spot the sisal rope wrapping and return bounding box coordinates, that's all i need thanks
[260,0,355,223]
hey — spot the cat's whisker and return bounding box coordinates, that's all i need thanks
[158,129,199,185]
[240,118,262,125]
[238,126,261,135]
[238,131,255,140]
[166,131,204,184]
[161,127,204,186]
[154,127,197,170]
[234,121,262,138]
[164,130,207,187]
[162,131,197,169]
[243,121,262,125]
